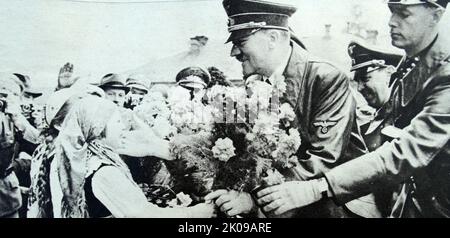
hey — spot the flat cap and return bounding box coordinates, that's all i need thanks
[13,73,43,98]
[99,73,129,94]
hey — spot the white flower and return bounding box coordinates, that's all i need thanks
[252,113,279,136]
[152,116,177,139]
[212,138,236,162]
[271,128,301,165]
[142,91,166,104]
[279,103,296,122]
[207,85,228,101]
[167,86,191,106]
[271,74,287,94]
[262,169,285,186]
[226,87,247,102]
[246,80,273,110]
[134,95,171,127]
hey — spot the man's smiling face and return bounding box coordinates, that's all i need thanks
[230,30,271,79]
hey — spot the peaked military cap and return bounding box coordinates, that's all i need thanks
[223,0,297,43]
[388,0,449,9]
[176,67,210,89]
[126,74,150,93]
[348,41,403,72]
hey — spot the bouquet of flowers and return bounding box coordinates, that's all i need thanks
[209,76,301,194]
[135,86,220,200]
[134,91,176,139]
[135,78,302,205]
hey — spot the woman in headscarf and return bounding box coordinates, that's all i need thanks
[56,95,215,218]
[28,85,105,218]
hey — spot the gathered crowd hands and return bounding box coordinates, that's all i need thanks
[2,0,450,218]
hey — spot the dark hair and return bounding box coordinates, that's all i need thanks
[175,67,210,85]
[207,66,233,88]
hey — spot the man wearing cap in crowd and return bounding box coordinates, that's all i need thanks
[0,73,28,218]
[9,73,44,217]
[125,74,151,110]
[255,0,450,218]
[206,0,361,218]
[13,74,42,141]
[348,40,403,152]
[189,36,209,54]
[99,73,130,108]
[175,66,210,102]
[341,41,403,218]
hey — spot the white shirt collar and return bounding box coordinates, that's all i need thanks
[267,45,292,85]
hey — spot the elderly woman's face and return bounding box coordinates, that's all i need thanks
[105,109,126,149]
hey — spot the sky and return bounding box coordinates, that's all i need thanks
[0,0,448,88]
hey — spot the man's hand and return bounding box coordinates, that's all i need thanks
[205,190,256,217]
[57,62,74,88]
[117,128,172,160]
[185,202,217,218]
[256,180,322,216]
[7,101,32,133]
[58,62,74,79]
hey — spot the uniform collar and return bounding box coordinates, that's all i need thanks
[390,34,449,86]
[365,104,389,136]
[267,45,292,85]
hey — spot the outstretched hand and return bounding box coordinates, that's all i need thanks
[185,202,217,218]
[117,127,172,160]
[256,180,322,216]
[205,190,256,217]
[58,62,74,77]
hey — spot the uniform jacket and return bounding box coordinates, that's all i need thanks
[275,43,360,218]
[325,34,450,218]
[280,43,358,181]
[0,112,22,217]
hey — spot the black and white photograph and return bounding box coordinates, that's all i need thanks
[1,0,450,221]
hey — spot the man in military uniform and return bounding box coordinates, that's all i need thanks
[125,74,151,110]
[207,0,360,218]
[255,0,450,218]
[0,74,26,218]
[349,41,403,152]
[342,41,403,217]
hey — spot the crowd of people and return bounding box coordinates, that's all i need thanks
[1,0,450,218]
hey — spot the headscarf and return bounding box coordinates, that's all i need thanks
[28,89,105,218]
[55,96,131,218]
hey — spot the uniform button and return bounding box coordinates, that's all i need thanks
[411,63,416,67]
[414,57,419,61]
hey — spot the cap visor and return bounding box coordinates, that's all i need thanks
[129,85,149,93]
[225,29,258,43]
[179,82,206,89]
[25,91,43,98]
[99,85,130,94]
